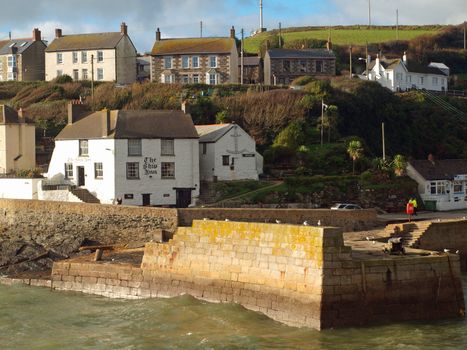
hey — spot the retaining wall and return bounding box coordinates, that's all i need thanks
[51,220,465,330]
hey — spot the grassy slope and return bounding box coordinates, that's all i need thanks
[244,27,442,53]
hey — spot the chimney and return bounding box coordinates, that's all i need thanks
[101,109,111,137]
[230,26,236,39]
[67,100,88,125]
[32,28,41,42]
[18,108,25,123]
[120,22,128,36]
[403,51,407,63]
[156,28,161,42]
[181,100,190,114]
[326,38,332,51]
[375,53,380,68]
[55,28,62,38]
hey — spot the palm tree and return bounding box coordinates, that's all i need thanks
[347,140,364,175]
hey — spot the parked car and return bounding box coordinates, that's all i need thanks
[330,203,362,210]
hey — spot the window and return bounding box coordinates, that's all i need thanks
[94,162,103,178]
[202,143,207,155]
[128,139,142,156]
[79,140,88,156]
[433,77,438,86]
[97,51,104,62]
[453,182,462,193]
[126,162,139,179]
[56,53,63,64]
[57,70,63,77]
[97,68,104,81]
[7,72,16,81]
[386,73,390,80]
[161,139,174,156]
[407,75,412,83]
[437,182,445,194]
[182,56,189,69]
[161,162,175,179]
[73,69,79,81]
[283,60,290,72]
[209,56,217,68]
[396,73,403,81]
[192,56,199,68]
[163,74,173,84]
[299,60,307,73]
[222,155,230,166]
[81,51,88,63]
[420,77,424,85]
[181,74,189,84]
[193,74,199,83]
[65,163,73,179]
[7,55,16,67]
[82,69,88,80]
[209,73,217,85]
[316,60,324,73]
[72,52,78,64]
[164,56,172,69]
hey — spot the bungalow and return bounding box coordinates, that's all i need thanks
[195,123,263,182]
[46,102,199,207]
[407,159,467,211]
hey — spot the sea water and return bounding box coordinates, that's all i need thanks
[1,275,466,350]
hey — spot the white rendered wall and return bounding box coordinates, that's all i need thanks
[0,178,40,199]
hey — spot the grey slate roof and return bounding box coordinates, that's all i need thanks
[409,159,467,181]
[45,32,124,52]
[195,124,233,143]
[56,110,199,140]
[267,49,335,59]
[0,39,35,55]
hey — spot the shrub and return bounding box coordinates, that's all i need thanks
[53,75,73,84]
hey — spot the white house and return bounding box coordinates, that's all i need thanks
[46,102,200,207]
[407,159,467,211]
[362,52,449,92]
[0,105,35,174]
[195,123,263,182]
[45,23,137,84]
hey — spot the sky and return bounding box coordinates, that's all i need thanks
[0,0,466,52]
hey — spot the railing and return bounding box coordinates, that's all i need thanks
[41,180,76,191]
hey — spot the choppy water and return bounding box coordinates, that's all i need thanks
[1,275,466,350]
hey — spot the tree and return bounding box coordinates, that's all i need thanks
[392,154,407,176]
[347,140,364,175]
[322,105,339,143]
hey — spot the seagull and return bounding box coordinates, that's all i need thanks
[275,219,281,224]
[317,220,321,226]
[225,219,230,222]
[444,249,450,253]
[303,221,309,226]
[203,218,209,221]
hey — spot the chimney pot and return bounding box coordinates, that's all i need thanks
[156,28,161,42]
[32,28,41,41]
[55,28,62,38]
[121,22,128,35]
[230,26,236,39]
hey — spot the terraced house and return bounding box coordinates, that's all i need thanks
[150,27,239,85]
[264,48,336,85]
[0,28,46,81]
[45,23,136,84]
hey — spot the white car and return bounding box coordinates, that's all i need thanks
[330,203,362,210]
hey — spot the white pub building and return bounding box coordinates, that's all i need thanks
[46,102,199,207]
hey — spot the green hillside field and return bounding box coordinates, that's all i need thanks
[244,26,443,53]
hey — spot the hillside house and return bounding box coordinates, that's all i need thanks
[0,28,47,81]
[239,56,262,84]
[46,102,199,207]
[0,105,36,174]
[264,48,336,86]
[45,23,137,84]
[363,53,449,92]
[195,123,263,182]
[407,159,467,211]
[150,27,239,85]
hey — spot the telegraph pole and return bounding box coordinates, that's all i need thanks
[396,9,399,40]
[91,54,94,102]
[200,21,203,38]
[349,45,353,79]
[368,0,371,29]
[464,21,466,51]
[279,22,282,48]
[382,122,386,160]
[365,42,369,80]
[241,28,244,85]
[321,99,324,147]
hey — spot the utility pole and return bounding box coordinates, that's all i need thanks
[200,21,203,38]
[349,45,353,79]
[366,42,369,80]
[368,0,371,29]
[396,9,399,40]
[464,21,466,51]
[382,122,386,160]
[321,99,324,147]
[91,54,94,102]
[241,28,244,85]
[279,22,282,48]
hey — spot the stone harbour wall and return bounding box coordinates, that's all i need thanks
[51,220,465,330]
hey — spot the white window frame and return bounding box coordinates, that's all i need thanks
[81,51,88,63]
[97,50,104,62]
[208,73,217,85]
[65,163,73,179]
[7,55,16,68]
[72,51,78,64]
[94,162,103,179]
[161,162,175,179]
[126,162,140,179]
[182,56,189,69]
[73,69,79,81]
[209,56,217,68]
[128,139,142,156]
[181,74,189,84]
[193,74,199,84]
[432,77,438,86]
[97,68,104,81]
[79,140,89,156]
[164,56,172,69]
[82,69,88,80]
[162,74,174,84]
[192,56,199,68]
[161,139,175,156]
[57,53,63,64]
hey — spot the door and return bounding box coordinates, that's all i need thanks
[77,166,85,187]
[176,189,192,208]
[142,193,151,206]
